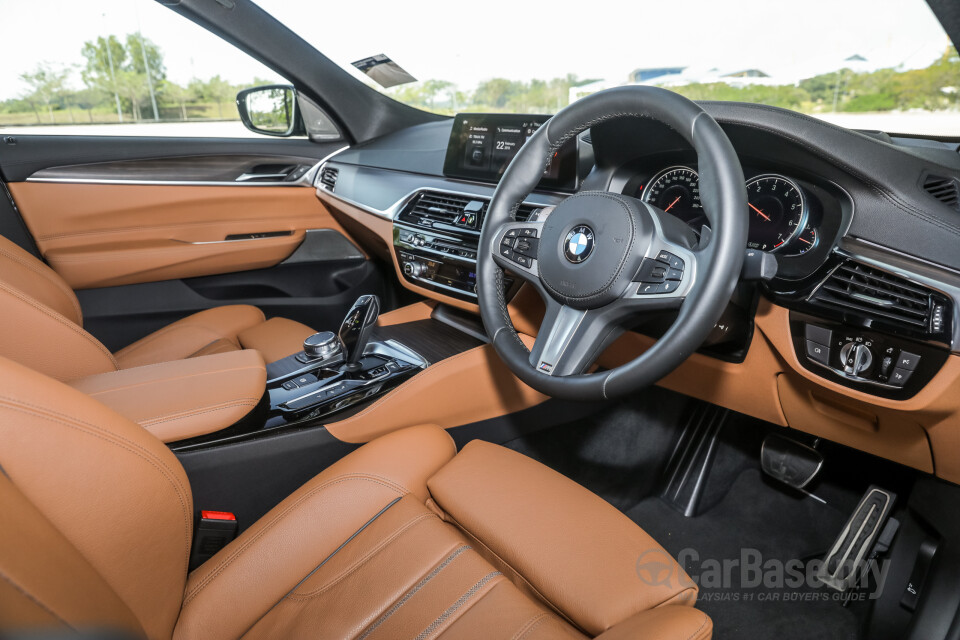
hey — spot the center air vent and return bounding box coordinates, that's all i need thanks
[397,190,550,230]
[809,260,948,337]
[318,166,338,191]
[398,191,488,230]
[922,174,960,211]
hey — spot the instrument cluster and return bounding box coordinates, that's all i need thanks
[636,165,821,257]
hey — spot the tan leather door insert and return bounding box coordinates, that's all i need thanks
[9,182,353,289]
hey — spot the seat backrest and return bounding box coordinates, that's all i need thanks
[0,355,192,639]
[0,234,117,380]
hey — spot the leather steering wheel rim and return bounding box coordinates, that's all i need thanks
[477,86,748,401]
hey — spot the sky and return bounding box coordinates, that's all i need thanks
[0,0,952,101]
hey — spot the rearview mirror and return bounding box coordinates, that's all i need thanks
[236,85,304,137]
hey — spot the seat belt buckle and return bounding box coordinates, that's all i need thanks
[189,510,238,570]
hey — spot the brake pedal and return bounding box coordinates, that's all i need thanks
[761,434,823,490]
[817,486,896,592]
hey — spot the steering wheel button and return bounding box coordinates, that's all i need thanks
[520,228,538,238]
[637,283,659,295]
[657,280,680,294]
[514,237,539,256]
[668,255,685,270]
[512,253,533,268]
[501,236,515,249]
[635,258,666,283]
[666,267,683,281]
[655,250,672,264]
[505,229,519,238]
[500,246,516,261]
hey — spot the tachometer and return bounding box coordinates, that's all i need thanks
[641,166,705,228]
[746,175,807,252]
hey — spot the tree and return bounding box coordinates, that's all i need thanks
[159,80,194,120]
[194,75,236,118]
[19,63,72,123]
[82,35,127,121]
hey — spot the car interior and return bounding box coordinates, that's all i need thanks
[3,0,960,639]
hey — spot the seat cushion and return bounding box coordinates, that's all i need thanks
[113,305,314,369]
[174,427,710,640]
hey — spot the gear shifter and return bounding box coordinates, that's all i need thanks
[338,294,380,372]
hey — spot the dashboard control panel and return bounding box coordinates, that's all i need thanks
[789,312,948,399]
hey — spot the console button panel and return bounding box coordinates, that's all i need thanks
[789,312,949,399]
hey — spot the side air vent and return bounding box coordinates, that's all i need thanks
[398,191,487,230]
[922,174,960,211]
[809,260,948,336]
[318,166,338,191]
[515,203,543,222]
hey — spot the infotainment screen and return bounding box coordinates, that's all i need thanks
[442,113,578,191]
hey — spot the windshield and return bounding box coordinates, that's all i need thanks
[259,0,958,136]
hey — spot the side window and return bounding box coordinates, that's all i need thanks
[0,0,332,138]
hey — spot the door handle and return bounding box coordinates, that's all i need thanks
[235,172,293,182]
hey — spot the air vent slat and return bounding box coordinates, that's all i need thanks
[319,166,338,191]
[809,259,938,334]
[923,174,960,211]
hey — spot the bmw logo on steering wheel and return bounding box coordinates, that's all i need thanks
[563,225,595,264]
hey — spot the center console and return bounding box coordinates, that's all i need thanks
[393,113,579,304]
[263,294,427,425]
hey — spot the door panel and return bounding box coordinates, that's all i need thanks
[8,182,348,288]
[0,135,391,350]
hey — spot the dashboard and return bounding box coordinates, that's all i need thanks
[310,101,960,480]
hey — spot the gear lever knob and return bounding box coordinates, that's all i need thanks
[338,294,381,371]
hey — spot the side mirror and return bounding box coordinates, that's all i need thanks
[236,84,305,137]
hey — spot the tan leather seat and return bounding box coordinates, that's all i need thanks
[0,235,316,381]
[0,355,712,640]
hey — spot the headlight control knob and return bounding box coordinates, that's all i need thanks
[840,342,873,376]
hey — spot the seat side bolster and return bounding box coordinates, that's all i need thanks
[0,284,116,381]
[427,440,699,637]
[238,316,316,364]
[595,606,712,640]
[113,305,265,369]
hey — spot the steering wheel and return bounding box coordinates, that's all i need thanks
[477,86,748,401]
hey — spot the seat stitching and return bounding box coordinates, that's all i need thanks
[181,474,408,605]
[0,569,74,630]
[0,244,82,322]
[355,545,471,640]
[439,512,584,633]
[685,611,710,640]
[0,401,192,578]
[509,613,550,640]
[413,571,503,640]
[0,394,188,500]
[288,512,439,600]
[238,496,406,640]
[186,338,239,358]
[139,399,260,427]
[0,282,117,368]
[114,326,229,360]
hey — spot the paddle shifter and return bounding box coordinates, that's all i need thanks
[338,294,380,372]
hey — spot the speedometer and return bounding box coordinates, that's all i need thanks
[641,166,705,228]
[745,175,807,252]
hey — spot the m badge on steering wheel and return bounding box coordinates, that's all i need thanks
[564,225,595,263]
